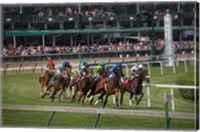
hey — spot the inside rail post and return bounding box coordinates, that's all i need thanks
[123,64,129,77]
[33,63,38,73]
[93,113,101,128]
[147,86,151,108]
[94,60,97,64]
[45,111,55,127]
[113,95,116,104]
[163,93,171,129]
[172,61,176,74]
[4,64,9,75]
[170,88,175,111]
[159,61,164,75]
[147,62,151,76]
[184,60,188,73]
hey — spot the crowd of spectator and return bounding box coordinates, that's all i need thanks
[1,40,194,57]
[4,3,193,18]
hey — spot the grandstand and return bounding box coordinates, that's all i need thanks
[2,2,195,61]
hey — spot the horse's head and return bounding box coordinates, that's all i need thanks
[102,67,110,78]
[140,69,150,83]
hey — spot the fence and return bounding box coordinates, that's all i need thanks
[143,83,197,111]
[1,104,195,128]
[2,49,194,63]
[1,54,194,75]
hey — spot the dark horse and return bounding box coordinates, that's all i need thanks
[39,71,54,97]
[120,69,150,106]
[42,74,71,102]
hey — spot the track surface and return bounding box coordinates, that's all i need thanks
[2,104,195,120]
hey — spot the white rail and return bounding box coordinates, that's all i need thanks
[143,83,197,111]
[1,104,195,120]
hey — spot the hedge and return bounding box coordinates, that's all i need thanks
[175,71,199,101]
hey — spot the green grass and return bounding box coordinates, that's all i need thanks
[1,65,197,129]
[2,110,195,129]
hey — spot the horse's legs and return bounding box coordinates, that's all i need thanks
[78,91,84,102]
[103,94,109,109]
[120,88,125,107]
[134,94,138,104]
[59,89,64,102]
[136,91,144,105]
[50,88,57,102]
[94,90,105,105]
[129,93,134,106]
[71,85,77,102]
[115,91,119,108]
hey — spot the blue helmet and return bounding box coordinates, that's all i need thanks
[63,61,70,67]
[112,65,118,72]
[116,62,122,67]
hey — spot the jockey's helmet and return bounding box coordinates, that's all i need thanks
[48,59,54,65]
[138,64,143,69]
[116,62,122,67]
[82,60,89,67]
[63,61,70,67]
[99,61,106,66]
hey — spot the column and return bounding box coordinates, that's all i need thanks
[52,35,56,47]
[60,22,64,29]
[13,36,16,48]
[11,23,14,29]
[28,22,31,29]
[130,21,133,27]
[117,21,120,29]
[177,2,180,12]
[103,21,106,28]
[42,35,45,47]
[87,34,89,45]
[137,3,139,14]
[70,35,73,46]
[91,34,94,45]
[44,23,47,30]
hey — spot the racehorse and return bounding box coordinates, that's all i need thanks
[70,74,91,103]
[120,69,150,106]
[51,75,71,102]
[39,71,54,97]
[86,67,110,104]
[42,74,71,102]
[88,69,124,108]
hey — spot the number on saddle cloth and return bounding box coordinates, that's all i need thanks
[125,78,131,87]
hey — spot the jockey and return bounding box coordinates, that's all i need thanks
[91,61,106,87]
[51,61,72,85]
[45,59,55,73]
[41,58,55,77]
[131,64,143,79]
[78,60,90,82]
[108,62,124,79]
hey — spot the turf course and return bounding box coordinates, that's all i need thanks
[1,65,196,129]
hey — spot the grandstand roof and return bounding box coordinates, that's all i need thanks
[4,26,194,37]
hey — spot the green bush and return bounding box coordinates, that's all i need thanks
[175,72,199,101]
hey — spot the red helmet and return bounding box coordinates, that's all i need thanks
[48,59,54,65]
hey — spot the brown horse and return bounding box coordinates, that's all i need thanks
[70,74,91,103]
[88,69,123,108]
[51,75,71,102]
[41,74,71,102]
[39,71,54,97]
[86,67,110,104]
[120,69,150,106]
